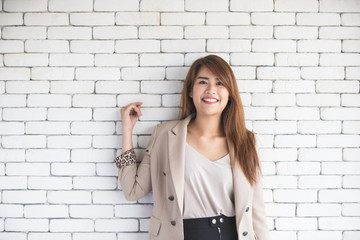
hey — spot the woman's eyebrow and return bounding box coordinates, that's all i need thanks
[196,76,209,79]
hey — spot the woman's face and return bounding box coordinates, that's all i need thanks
[190,66,229,118]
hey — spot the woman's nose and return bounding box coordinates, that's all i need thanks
[206,84,216,94]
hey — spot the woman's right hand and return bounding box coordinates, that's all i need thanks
[120,102,143,134]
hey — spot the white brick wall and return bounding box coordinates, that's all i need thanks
[0,0,359,239]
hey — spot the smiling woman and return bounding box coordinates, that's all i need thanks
[116,55,269,240]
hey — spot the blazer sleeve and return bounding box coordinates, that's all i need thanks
[118,125,158,201]
[252,176,270,240]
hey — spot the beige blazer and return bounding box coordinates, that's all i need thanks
[118,115,270,240]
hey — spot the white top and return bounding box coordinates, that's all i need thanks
[183,143,236,219]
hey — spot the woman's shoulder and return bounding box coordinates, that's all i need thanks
[154,119,182,132]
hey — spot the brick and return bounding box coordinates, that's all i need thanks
[276,53,318,66]
[321,53,360,66]
[344,232,360,240]
[166,67,189,80]
[321,108,360,120]
[3,190,46,203]
[298,120,341,134]
[270,231,297,240]
[253,121,296,134]
[26,149,70,162]
[50,219,94,232]
[266,203,295,217]
[0,204,23,217]
[95,54,138,67]
[93,191,131,204]
[320,27,360,39]
[74,233,116,240]
[26,122,70,134]
[0,95,26,107]
[140,26,183,39]
[96,81,139,94]
[343,176,360,188]
[263,176,297,189]
[258,148,297,162]
[96,163,118,176]
[297,94,340,106]
[28,94,71,107]
[93,108,121,121]
[2,27,46,39]
[252,93,295,106]
[319,217,360,230]
[48,108,92,121]
[70,205,113,218]
[230,0,273,11]
[162,40,205,53]
[24,13,69,25]
[322,162,360,174]
[0,81,4,93]
[51,81,94,94]
[275,26,318,39]
[141,81,183,94]
[161,13,204,25]
[50,53,93,67]
[298,40,341,53]
[4,0,47,12]
[25,40,69,53]
[121,67,164,80]
[258,67,300,79]
[140,108,179,121]
[115,205,152,218]
[273,80,315,93]
[343,203,360,216]
[208,12,250,25]
[344,148,360,161]
[6,81,49,93]
[0,176,27,189]
[275,0,318,12]
[2,135,46,148]
[5,219,48,232]
[140,54,184,67]
[320,0,360,12]
[0,122,24,135]
[70,13,114,26]
[4,53,48,67]
[32,67,74,80]
[299,176,342,189]
[299,148,342,161]
[92,136,124,148]
[94,0,138,11]
[70,40,113,53]
[48,136,92,149]
[117,94,161,107]
[233,68,256,80]
[140,0,183,11]
[230,26,273,39]
[73,177,117,190]
[48,27,92,40]
[276,218,317,230]
[298,203,341,216]
[274,190,317,202]
[71,122,115,135]
[186,0,228,11]
[252,40,296,52]
[277,162,321,175]
[207,40,250,52]
[252,13,294,25]
[317,80,359,93]
[49,0,92,12]
[231,53,274,66]
[3,107,46,121]
[76,67,120,80]
[343,121,360,134]
[244,106,275,120]
[0,13,23,25]
[116,12,159,25]
[275,135,316,147]
[25,205,68,218]
[342,14,360,26]
[162,94,181,107]
[93,26,137,39]
[116,40,160,53]
[346,67,360,79]
[185,26,228,39]
[297,13,340,26]
[301,67,344,79]
[29,176,72,189]
[95,219,138,232]
[29,233,71,240]
[298,231,342,240]
[48,191,91,204]
[343,40,360,52]
[52,163,95,176]
[0,68,30,80]
[6,163,50,176]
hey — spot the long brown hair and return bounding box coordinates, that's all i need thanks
[180,55,261,186]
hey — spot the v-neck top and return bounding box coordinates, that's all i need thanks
[183,143,235,219]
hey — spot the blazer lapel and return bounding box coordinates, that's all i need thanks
[168,115,193,215]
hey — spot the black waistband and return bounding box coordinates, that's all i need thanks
[183,215,236,228]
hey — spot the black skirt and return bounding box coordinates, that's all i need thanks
[183,215,238,240]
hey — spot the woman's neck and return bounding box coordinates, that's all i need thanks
[189,114,224,137]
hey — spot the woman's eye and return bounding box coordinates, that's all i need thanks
[216,81,224,86]
[199,80,207,84]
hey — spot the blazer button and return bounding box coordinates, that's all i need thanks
[245,207,250,212]
[163,172,166,176]
[243,231,248,236]
[171,221,176,226]
[168,196,174,201]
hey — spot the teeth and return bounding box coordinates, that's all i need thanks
[203,98,218,102]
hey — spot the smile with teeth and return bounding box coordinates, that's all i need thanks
[202,97,219,103]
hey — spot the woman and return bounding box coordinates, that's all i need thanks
[116,55,270,240]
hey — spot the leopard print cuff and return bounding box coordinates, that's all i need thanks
[115,148,136,169]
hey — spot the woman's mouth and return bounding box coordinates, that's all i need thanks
[202,97,219,103]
